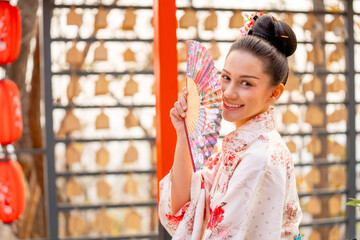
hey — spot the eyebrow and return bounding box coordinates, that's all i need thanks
[222,69,259,80]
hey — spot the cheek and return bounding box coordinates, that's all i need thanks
[243,87,268,103]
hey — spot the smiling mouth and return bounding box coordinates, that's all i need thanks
[223,101,245,110]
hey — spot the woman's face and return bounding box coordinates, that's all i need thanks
[220,50,277,128]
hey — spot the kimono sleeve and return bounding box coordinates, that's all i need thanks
[158,152,221,237]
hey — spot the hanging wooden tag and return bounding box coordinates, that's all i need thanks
[96,145,109,168]
[305,167,321,186]
[308,230,321,240]
[96,177,112,199]
[208,40,221,61]
[125,210,142,230]
[95,73,109,96]
[151,144,156,165]
[303,13,317,31]
[204,9,217,31]
[68,210,87,236]
[124,109,139,128]
[123,175,138,196]
[303,74,322,95]
[328,140,346,157]
[329,195,341,216]
[285,71,300,92]
[66,142,82,165]
[328,43,345,65]
[95,109,110,129]
[94,208,112,234]
[306,196,322,215]
[66,43,83,66]
[229,10,244,29]
[178,44,187,63]
[282,109,298,124]
[307,48,315,64]
[67,74,81,102]
[94,6,108,30]
[179,8,197,29]
[94,40,108,62]
[327,107,347,123]
[146,47,154,69]
[326,15,343,32]
[124,75,138,97]
[151,176,157,198]
[124,143,138,163]
[356,20,360,31]
[310,38,324,65]
[295,174,303,192]
[305,105,324,127]
[67,6,82,26]
[65,177,82,198]
[329,225,341,240]
[307,135,322,155]
[152,114,156,130]
[152,80,155,95]
[122,7,137,31]
[151,207,158,231]
[123,48,136,62]
[329,166,346,188]
[327,77,346,92]
[57,109,81,137]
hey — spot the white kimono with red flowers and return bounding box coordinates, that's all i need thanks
[158,108,302,240]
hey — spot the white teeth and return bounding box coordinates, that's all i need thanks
[225,102,242,108]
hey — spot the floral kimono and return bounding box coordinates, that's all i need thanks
[158,108,302,240]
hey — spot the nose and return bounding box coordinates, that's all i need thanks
[222,82,237,100]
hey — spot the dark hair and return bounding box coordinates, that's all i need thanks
[228,14,297,86]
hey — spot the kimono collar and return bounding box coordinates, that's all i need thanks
[229,107,276,137]
[221,107,275,153]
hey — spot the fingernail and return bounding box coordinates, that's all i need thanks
[181,113,185,117]
[183,106,186,110]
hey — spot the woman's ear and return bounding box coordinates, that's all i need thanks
[268,84,285,104]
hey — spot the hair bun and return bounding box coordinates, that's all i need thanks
[250,14,297,57]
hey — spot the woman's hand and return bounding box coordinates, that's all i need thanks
[170,87,188,133]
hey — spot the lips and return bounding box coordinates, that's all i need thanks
[223,101,244,110]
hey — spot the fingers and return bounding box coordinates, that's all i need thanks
[174,101,186,118]
[170,107,182,120]
[170,88,188,120]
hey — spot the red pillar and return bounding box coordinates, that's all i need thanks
[153,1,178,189]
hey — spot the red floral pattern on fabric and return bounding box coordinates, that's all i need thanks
[165,202,190,226]
[207,205,225,230]
[271,143,294,179]
[224,151,236,167]
[283,201,299,236]
[205,154,220,170]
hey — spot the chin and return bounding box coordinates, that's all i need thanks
[222,111,243,123]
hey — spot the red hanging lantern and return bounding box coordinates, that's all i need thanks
[0,1,22,64]
[0,158,26,224]
[0,79,23,145]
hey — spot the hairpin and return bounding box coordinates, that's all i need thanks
[239,12,263,37]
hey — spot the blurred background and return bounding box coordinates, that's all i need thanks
[0,0,360,239]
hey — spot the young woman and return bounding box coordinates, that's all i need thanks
[159,13,302,240]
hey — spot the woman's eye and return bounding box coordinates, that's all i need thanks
[221,75,230,80]
[241,81,252,87]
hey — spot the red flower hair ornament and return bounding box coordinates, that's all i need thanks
[239,12,263,37]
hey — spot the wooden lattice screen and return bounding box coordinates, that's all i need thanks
[42,0,360,239]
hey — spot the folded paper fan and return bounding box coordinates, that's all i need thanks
[184,40,222,172]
